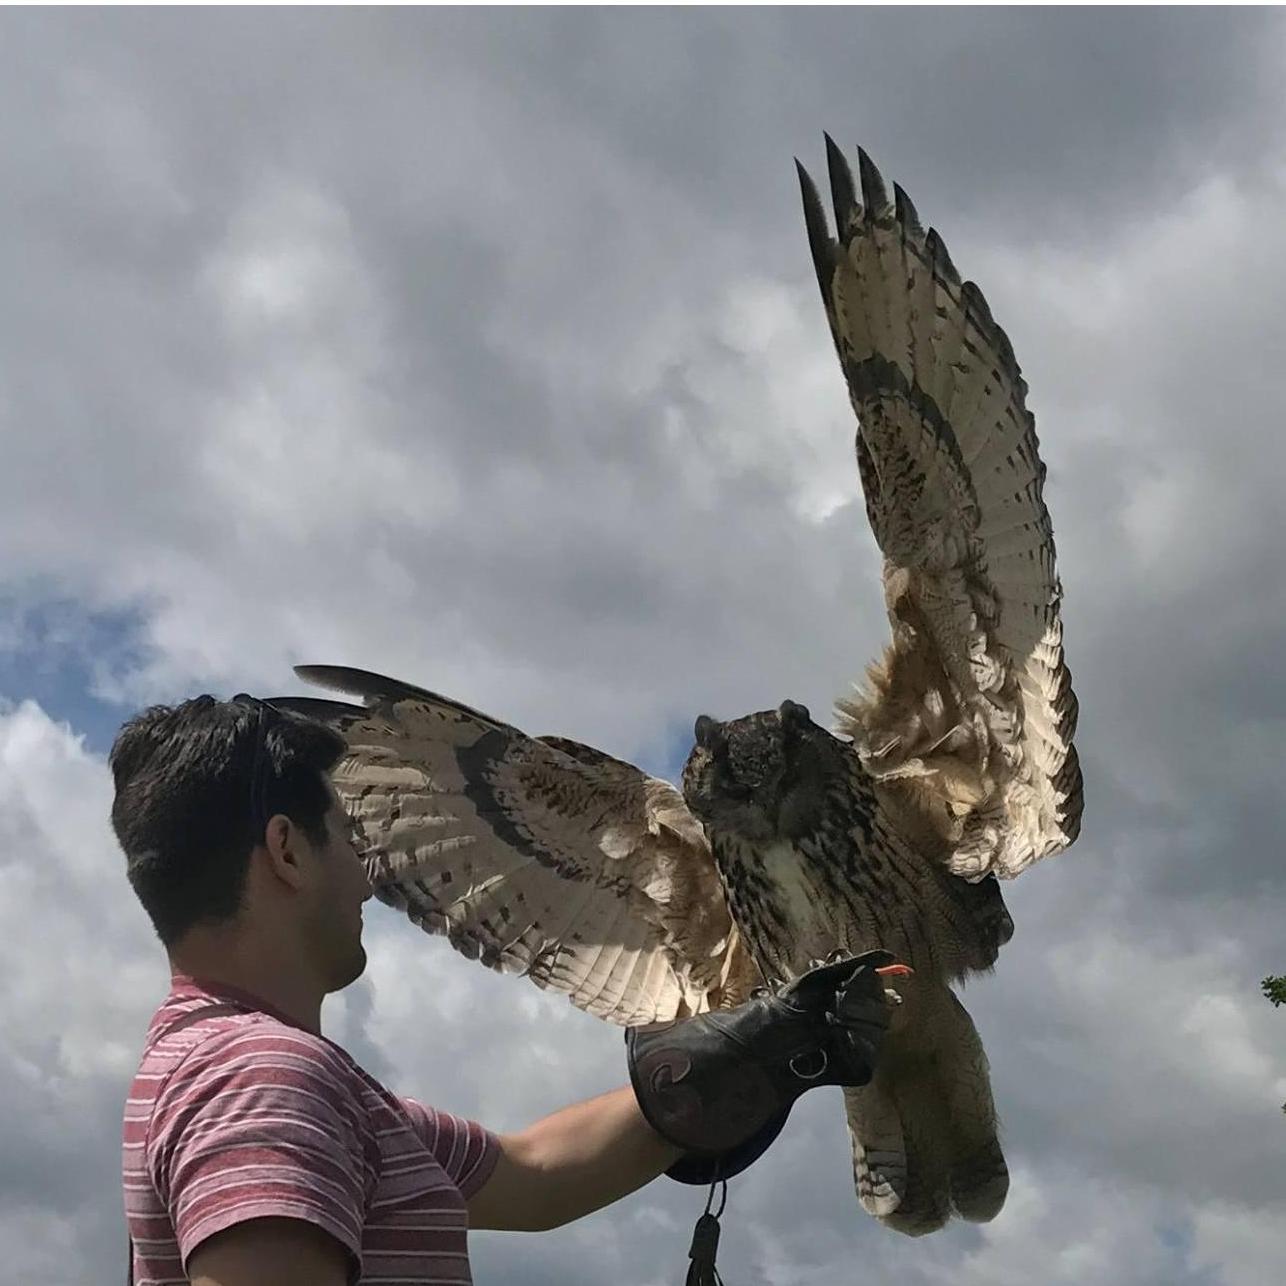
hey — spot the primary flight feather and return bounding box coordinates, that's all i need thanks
[274,137,1083,1236]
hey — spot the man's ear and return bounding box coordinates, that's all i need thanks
[261,814,310,890]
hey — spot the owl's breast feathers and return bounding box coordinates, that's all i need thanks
[709,749,1012,985]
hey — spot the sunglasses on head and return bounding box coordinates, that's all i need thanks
[231,694,280,842]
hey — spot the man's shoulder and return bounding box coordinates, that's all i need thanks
[163,1011,352,1082]
[138,993,364,1118]
[139,1007,380,1175]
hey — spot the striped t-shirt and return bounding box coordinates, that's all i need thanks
[122,976,499,1285]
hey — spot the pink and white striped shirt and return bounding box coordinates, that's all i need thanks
[122,977,499,1285]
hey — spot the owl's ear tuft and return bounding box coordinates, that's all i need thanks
[694,714,727,754]
[779,700,812,734]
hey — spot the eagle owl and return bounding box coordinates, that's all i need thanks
[276,138,1083,1236]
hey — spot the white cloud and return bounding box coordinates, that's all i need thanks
[2,10,1286,1285]
[1191,1204,1286,1286]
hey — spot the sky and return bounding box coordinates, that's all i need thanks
[1,8,1284,1285]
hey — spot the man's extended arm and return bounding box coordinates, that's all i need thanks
[466,1087,683,1231]
[467,954,898,1230]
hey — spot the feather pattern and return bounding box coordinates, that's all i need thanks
[798,138,1082,879]
[274,668,760,1026]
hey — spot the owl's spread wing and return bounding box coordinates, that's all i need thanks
[798,139,1082,878]
[275,666,759,1024]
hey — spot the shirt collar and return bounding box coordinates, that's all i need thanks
[166,973,308,1031]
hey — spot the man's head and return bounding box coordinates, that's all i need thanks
[110,695,372,993]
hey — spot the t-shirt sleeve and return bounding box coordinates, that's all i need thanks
[147,1024,373,1271]
[398,1096,500,1199]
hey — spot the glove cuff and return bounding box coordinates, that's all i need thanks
[662,1106,792,1185]
[626,1014,785,1157]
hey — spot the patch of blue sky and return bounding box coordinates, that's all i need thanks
[0,586,154,754]
[636,721,695,785]
[1154,1219,1217,1286]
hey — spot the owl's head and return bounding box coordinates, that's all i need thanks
[680,700,846,842]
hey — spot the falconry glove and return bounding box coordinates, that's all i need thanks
[626,951,900,1184]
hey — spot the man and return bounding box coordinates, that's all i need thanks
[116,695,895,1286]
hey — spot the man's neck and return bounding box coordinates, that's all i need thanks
[169,931,325,1034]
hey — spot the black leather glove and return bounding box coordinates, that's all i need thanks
[626,951,900,1184]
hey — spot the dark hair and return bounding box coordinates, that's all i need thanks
[110,696,347,946]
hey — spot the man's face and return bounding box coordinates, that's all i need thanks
[302,783,373,993]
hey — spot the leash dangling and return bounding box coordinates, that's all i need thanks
[683,1174,728,1286]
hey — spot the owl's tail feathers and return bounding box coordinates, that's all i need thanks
[844,982,1007,1236]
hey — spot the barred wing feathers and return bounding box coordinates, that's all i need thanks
[798,140,1082,878]
[277,666,758,1025]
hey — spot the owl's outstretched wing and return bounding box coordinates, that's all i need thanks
[274,665,759,1024]
[798,139,1082,879]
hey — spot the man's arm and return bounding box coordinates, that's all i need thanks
[187,1217,352,1286]
[466,1086,684,1232]
[466,955,898,1231]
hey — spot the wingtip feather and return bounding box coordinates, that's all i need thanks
[798,158,836,297]
[825,133,860,235]
[269,694,367,723]
[294,664,518,731]
[925,227,961,286]
[856,146,892,223]
[293,664,424,705]
[894,182,924,241]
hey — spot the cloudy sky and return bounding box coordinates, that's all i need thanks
[2,8,1284,1285]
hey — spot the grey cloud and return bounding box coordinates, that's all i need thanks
[334,9,1281,238]
[2,9,1286,1286]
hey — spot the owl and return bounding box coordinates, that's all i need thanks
[276,137,1082,1236]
